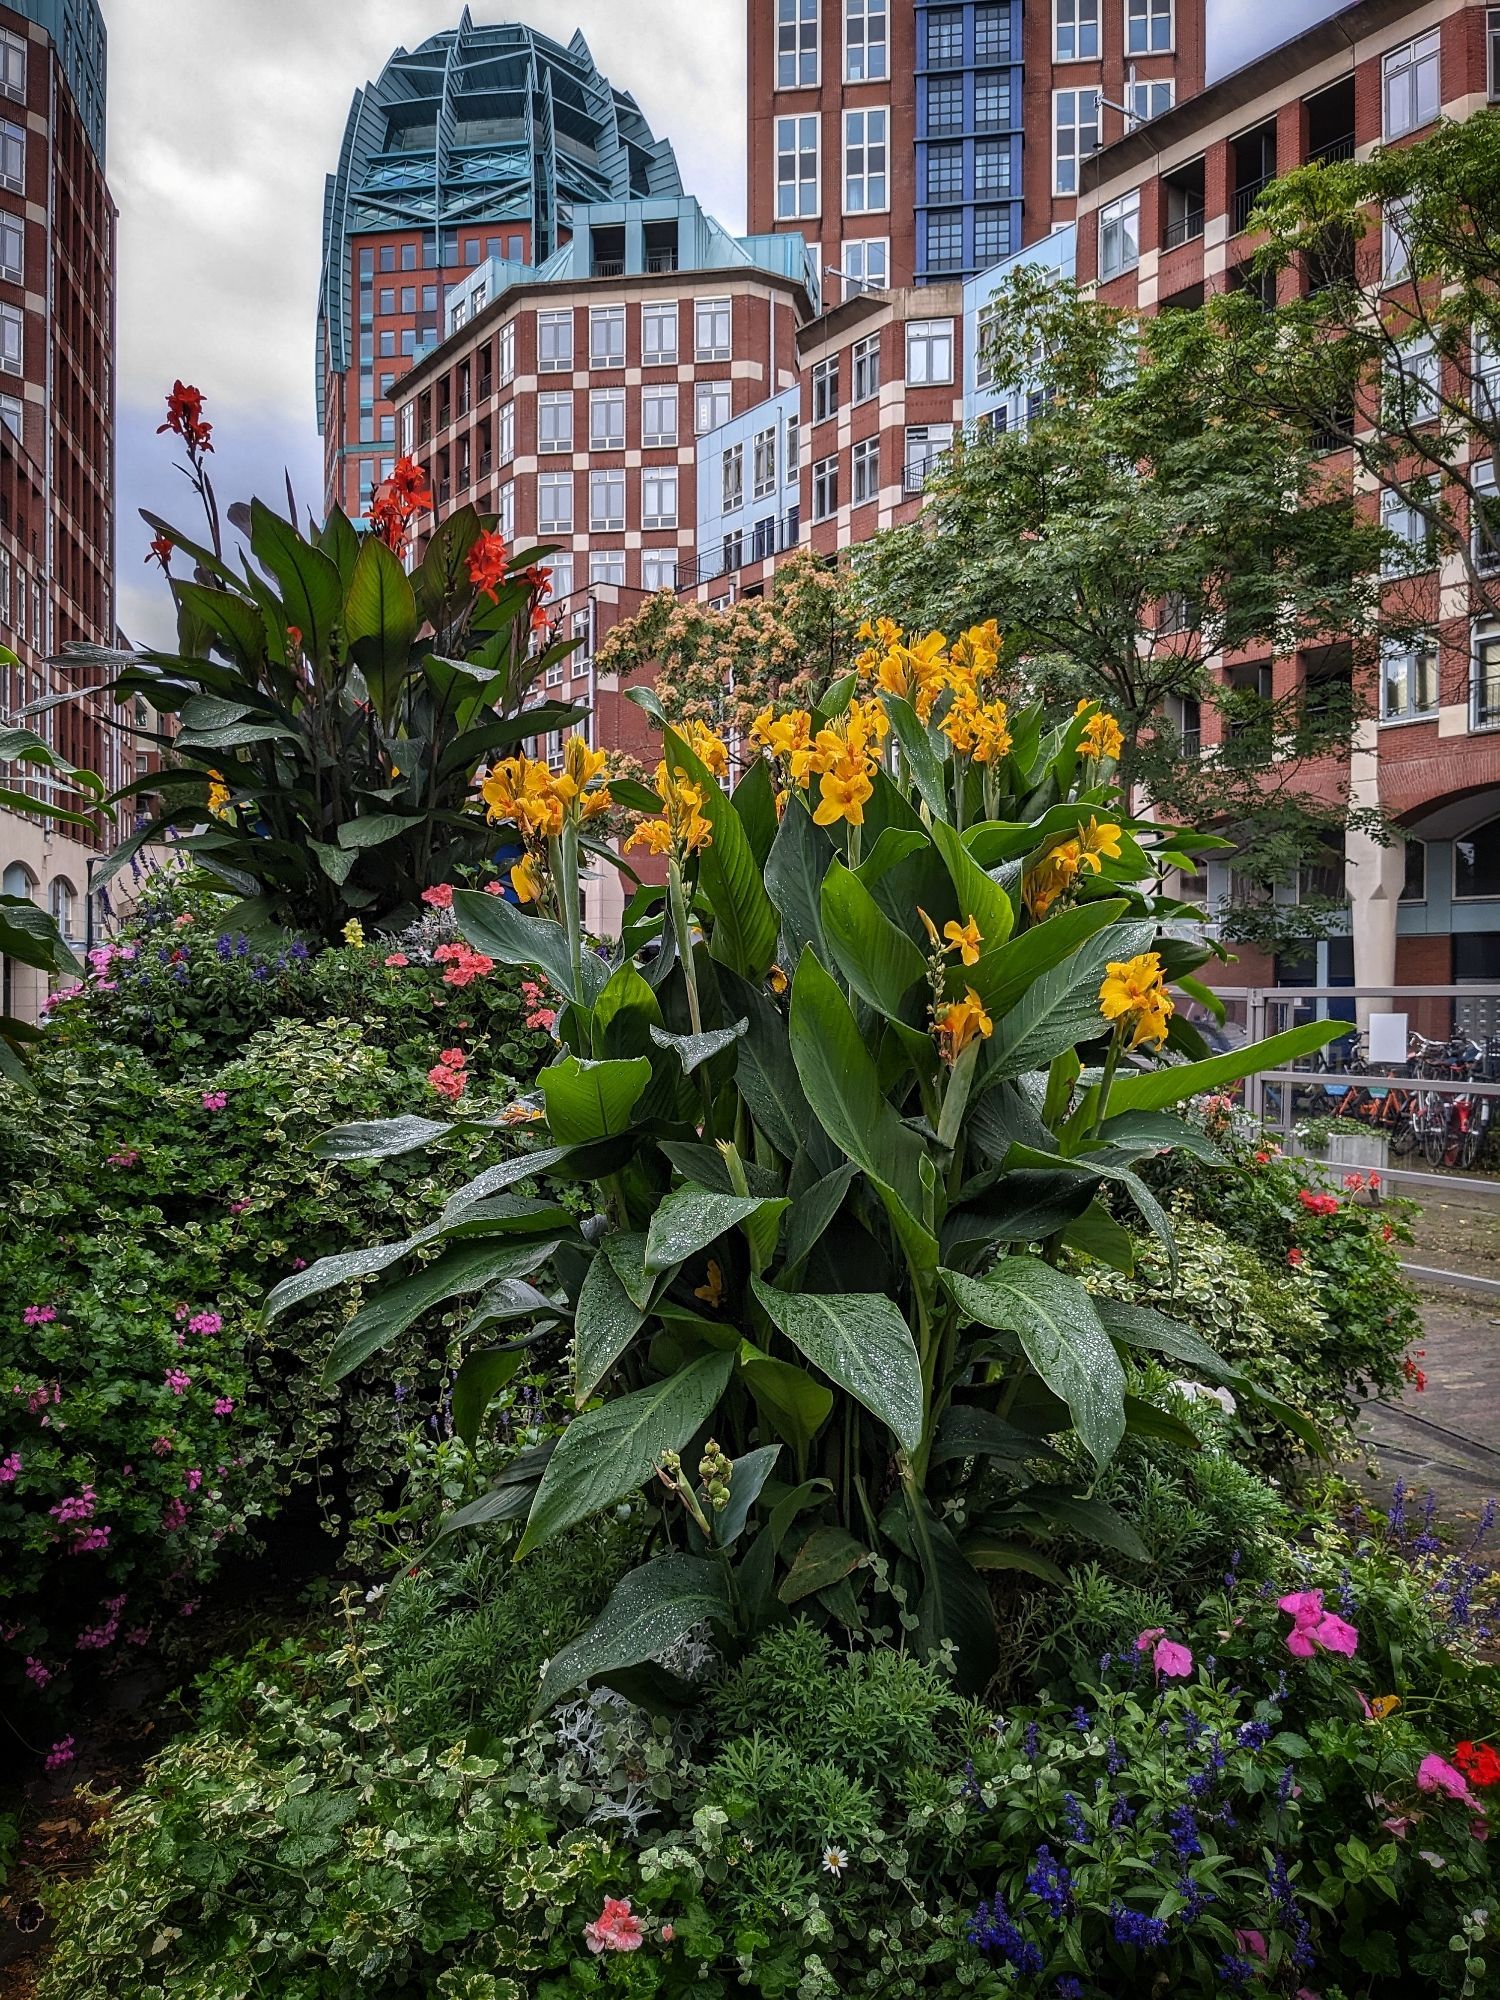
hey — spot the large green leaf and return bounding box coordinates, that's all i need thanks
[312,1115,461,1160]
[778,1525,868,1604]
[324,1238,557,1383]
[738,1344,835,1460]
[764,800,834,964]
[645,1188,788,1273]
[336,812,424,851]
[431,1442,556,1544]
[452,1347,524,1450]
[941,1258,1126,1467]
[718,966,813,1163]
[664,726,777,979]
[931,818,1014,951]
[531,1554,731,1714]
[966,899,1127,1019]
[345,534,421,724]
[248,499,343,664]
[517,1349,734,1557]
[0,899,79,975]
[984,919,1156,1081]
[788,949,925,1217]
[649,1020,747,1074]
[573,1251,646,1402]
[714,1444,781,1547]
[751,1275,924,1452]
[820,861,928,1021]
[878,693,950,820]
[452,888,603,1006]
[539,1055,651,1144]
[1102,1021,1345,1116]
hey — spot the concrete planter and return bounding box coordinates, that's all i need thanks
[1327,1130,1389,1182]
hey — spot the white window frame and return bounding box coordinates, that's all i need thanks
[723,441,745,513]
[1052,88,1100,197]
[497,400,515,467]
[1389,336,1441,428]
[642,466,678,530]
[641,551,678,592]
[0,213,20,283]
[812,453,839,522]
[852,434,880,505]
[537,308,573,373]
[642,386,678,447]
[1128,79,1173,124]
[695,297,732,362]
[974,301,1002,391]
[852,331,881,403]
[1473,460,1500,578]
[589,466,626,533]
[0,118,22,195]
[0,301,22,375]
[1383,29,1441,141]
[1382,197,1414,284]
[753,425,778,499]
[538,389,573,454]
[785,414,801,473]
[642,301,679,365]
[776,113,820,220]
[844,107,888,215]
[777,0,820,90]
[1054,0,1099,61]
[1126,0,1174,56]
[589,305,625,369]
[695,381,731,435]
[0,392,19,443]
[905,423,955,492]
[548,553,574,609]
[1381,634,1439,722]
[845,0,888,82]
[1475,619,1500,731]
[590,552,626,589]
[1381,480,1435,574]
[1098,189,1141,281]
[537,470,573,534]
[812,355,839,422]
[841,237,889,296]
[499,320,515,384]
[1489,6,1500,101]
[0,29,25,103]
[905,318,954,385]
[1475,326,1500,427]
[497,480,516,543]
[589,386,625,451]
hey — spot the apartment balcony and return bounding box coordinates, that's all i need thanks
[1164,207,1206,251]
[690,509,801,587]
[592,258,625,279]
[1309,133,1355,165]
[1232,175,1272,233]
[645,250,678,274]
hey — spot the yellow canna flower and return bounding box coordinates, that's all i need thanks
[943,917,984,966]
[205,769,230,816]
[767,964,789,995]
[1098,950,1175,1049]
[812,761,875,827]
[934,988,993,1065]
[751,706,812,764]
[693,1258,727,1308]
[1077,817,1123,873]
[1078,705,1125,764]
[623,763,714,857]
[682,719,730,779]
[342,918,365,949]
[1023,839,1083,918]
[510,852,543,903]
[1365,1694,1401,1722]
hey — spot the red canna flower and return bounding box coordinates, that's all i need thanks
[146,533,174,572]
[158,380,213,454]
[286,625,303,650]
[467,529,509,603]
[387,456,433,509]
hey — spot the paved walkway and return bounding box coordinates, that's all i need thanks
[1354,1286,1500,1529]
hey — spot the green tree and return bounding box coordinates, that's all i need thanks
[854,271,1401,945]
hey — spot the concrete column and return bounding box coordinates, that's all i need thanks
[1345,717,1402,1026]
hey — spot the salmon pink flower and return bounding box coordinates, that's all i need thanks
[421,883,454,908]
[584,1897,643,1954]
[384,952,409,967]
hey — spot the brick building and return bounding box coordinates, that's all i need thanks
[1076,0,1500,996]
[0,0,119,1024]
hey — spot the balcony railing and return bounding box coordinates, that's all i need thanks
[1164,207,1206,250]
[592,258,625,278]
[645,250,679,273]
[689,510,801,587]
[1232,174,1272,233]
[1310,133,1355,165]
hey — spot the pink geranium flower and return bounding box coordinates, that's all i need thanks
[384,953,409,967]
[45,1736,75,1771]
[1279,1589,1359,1660]
[1234,1929,1268,1961]
[421,883,454,908]
[1417,1754,1480,1807]
[188,1312,223,1336]
[201,1090,227,1111]
[23,1304,57,1325]
[1135,1627,1193,1678]
[584,1897,644,1954]
[164,1368,191,1395]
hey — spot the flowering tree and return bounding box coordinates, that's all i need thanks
[74,385,581,942]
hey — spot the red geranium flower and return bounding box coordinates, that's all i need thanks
[1455,1740,1500,1787]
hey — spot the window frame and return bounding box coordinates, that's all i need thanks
[1052,87,1100,197]
[1380,479,1436,574]
[1382,29,1441,142]
[776,0,820,91]
[641,551,678,593]
[695,381,732,435]
[1382,197,1414,284]
[642,301,679,365]
[1098,188,1141,282]
[925,7,965,69]
[775,113,820,220]
[695,297,732,362]
[642,465,679,530]
[1127,79,1173,123]
[589,305,626,369]
[1125,0,1174,57]
[905,318,955,386]
[537,389,574,454]
[498,320,515,384]
[851,433,880,505]
[852,331,881,404]
[1472,619,1500,734]
[1054,0,1099,62]
[0,29,25,103]
[0,212,21,283]
[753,424,778,499]
[1489,6,1500,101]
[812,355,840,423]
[841,236,889,295]
[844,0,888,83]
[537,469,573,535]
[589,386,626,451]
[812,452,840,523]
[589,466,626,533]
[0,300,22,374]
[723,440,745,513]
[1379,631,1440,722]
[905,423,955,492]
[537,308,573,373]
[1473,459,1500,579]
[844,105,889,215]
[641,385,678,448]
[496,399,515,468]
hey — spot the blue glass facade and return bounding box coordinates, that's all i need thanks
[914,0,1022,286]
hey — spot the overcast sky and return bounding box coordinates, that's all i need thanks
[108,0,1350,647]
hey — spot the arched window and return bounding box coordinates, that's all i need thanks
[1453,817,1500,899]
[48,874,75,938]
[2,859,36,901]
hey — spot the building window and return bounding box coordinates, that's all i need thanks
[642,467,678,529]
[812,453,839,521]
[812,356,839,422]
[1474,621,1500,731]
[852,434,880,504]
[926,8,964,67]
[695,381,731,434]
[927,76,963,137]
[906,318,954,384]
[48,876,74,938]
[1098,190,1141,281]
[538,390,573,453]
[846,0,887,81]
[1381,480,1435,572]
[642,552,678,592]
[974,301,1001,390]
[0,118,22,193]
[975,72,1011,132]
[499,320,515,383]
[1474,462,1500,577]
[786,414,801,472]
[753,425,778,498]
[538,470,573,534]
[841,237,889,294]
[975,140,1011,195]
[1490,7,1500,100]
[1382,198,1413,283]
[1400,838,1426,902]
[0,302,21,374]
[975,207,1011,266]
[590,468,625,532]
[777,0,819,89]
[590,387,625,450]
[926,209,963,274]
[1381,634,1439,720]
[0,30,25,102]
[591,552,626,588]
[695,297,732,361]
[538,308,573,372]
[0,214,20,282]
[905,423,954,492]
[1126,0,1173,55]
[975,5,1010,59]
[1456,815,1500,897]
[1384,30,1441,140]
[1129,79,1173,123]
[547,555,574,614]
[590,306,625,367]
[844,108,888,212]
[927,142,963,202]
[723,441,745,512]
[1055,0,1099,60]
[1476,327,1500,427]
[497,481,516,541]
[642,387,678,446]
[852,332,881,403]
[1388,337,1440,427]
[1054,89,1100,196]
[643,301,678,364]
[497,400,515,467]
[776,114,819,218]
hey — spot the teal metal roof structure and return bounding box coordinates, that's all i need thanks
[317,8,683,430]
